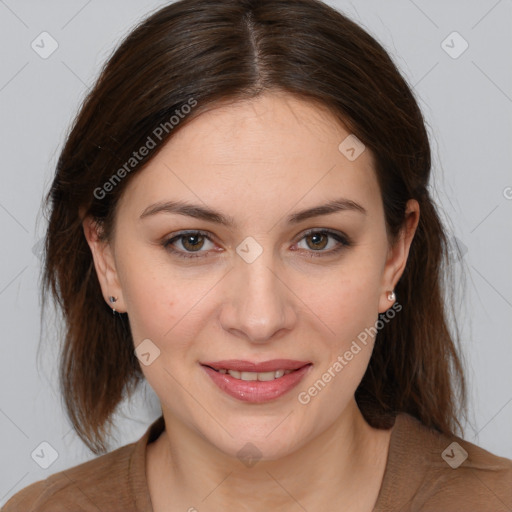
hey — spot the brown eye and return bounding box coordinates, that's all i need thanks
[295,229,350,258]
[163,230,216,259]
[305,232,329,251]
[181,234,206,252]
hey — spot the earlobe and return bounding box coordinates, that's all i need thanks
[82,216,126,313]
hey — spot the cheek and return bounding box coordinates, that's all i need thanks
[118,254,211,406]
[305,252,385,346]
[295,266,382,418]
[115,242,207,347]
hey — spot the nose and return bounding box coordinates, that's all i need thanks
[219,251,298,344]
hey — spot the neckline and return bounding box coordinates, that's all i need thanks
[130,415,165,511]
[372,412,409,510]
[131,412,411,511]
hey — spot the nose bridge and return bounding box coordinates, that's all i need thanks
[221,240,296,342]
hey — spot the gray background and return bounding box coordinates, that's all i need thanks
[1,0,511,505]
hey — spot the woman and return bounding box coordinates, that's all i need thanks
[4,0,511,510]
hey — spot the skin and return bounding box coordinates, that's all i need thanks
[84,92,419,512]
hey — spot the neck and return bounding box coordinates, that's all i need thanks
[147,399,392,512]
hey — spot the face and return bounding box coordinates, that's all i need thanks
[85,92,417,460]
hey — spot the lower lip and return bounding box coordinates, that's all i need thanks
[201,364,312,403]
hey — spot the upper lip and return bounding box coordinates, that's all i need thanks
[201,359,311,372]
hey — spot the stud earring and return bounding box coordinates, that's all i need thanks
[387,291,396,302]
[109,296,118,314]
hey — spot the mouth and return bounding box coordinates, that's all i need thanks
[200,360,312,402]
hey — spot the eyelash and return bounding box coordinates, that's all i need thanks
[162,229,351,260]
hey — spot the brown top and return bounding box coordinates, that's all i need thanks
[3,413,512,512]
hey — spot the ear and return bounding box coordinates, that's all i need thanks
[378,199,420,313]
[82,216,126,313]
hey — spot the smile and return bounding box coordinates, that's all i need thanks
[200,359,312,403]
[211,368,294,381]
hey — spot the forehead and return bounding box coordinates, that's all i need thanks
[167,93,357,162]
[117,92,382,225]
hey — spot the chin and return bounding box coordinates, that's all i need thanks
[203,418,309,464]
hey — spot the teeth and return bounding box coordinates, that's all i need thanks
[240,371,258,381]
[252,371,273,381]
[223,369,293,381]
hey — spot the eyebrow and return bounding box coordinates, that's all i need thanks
[139,197,366,227]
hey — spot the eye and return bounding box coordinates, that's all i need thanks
[294,229,350,257]
[163,230,216,259]
[162,228,351,260]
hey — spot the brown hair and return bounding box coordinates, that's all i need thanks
[42,0,467,454]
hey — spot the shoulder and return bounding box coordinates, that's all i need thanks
[1,442,137,512]
[382,413,512,511]
[426,435,512,511]
[2,415,163,512]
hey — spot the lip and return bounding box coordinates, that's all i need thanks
[201,361,312,403]
[201,359,310,372]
